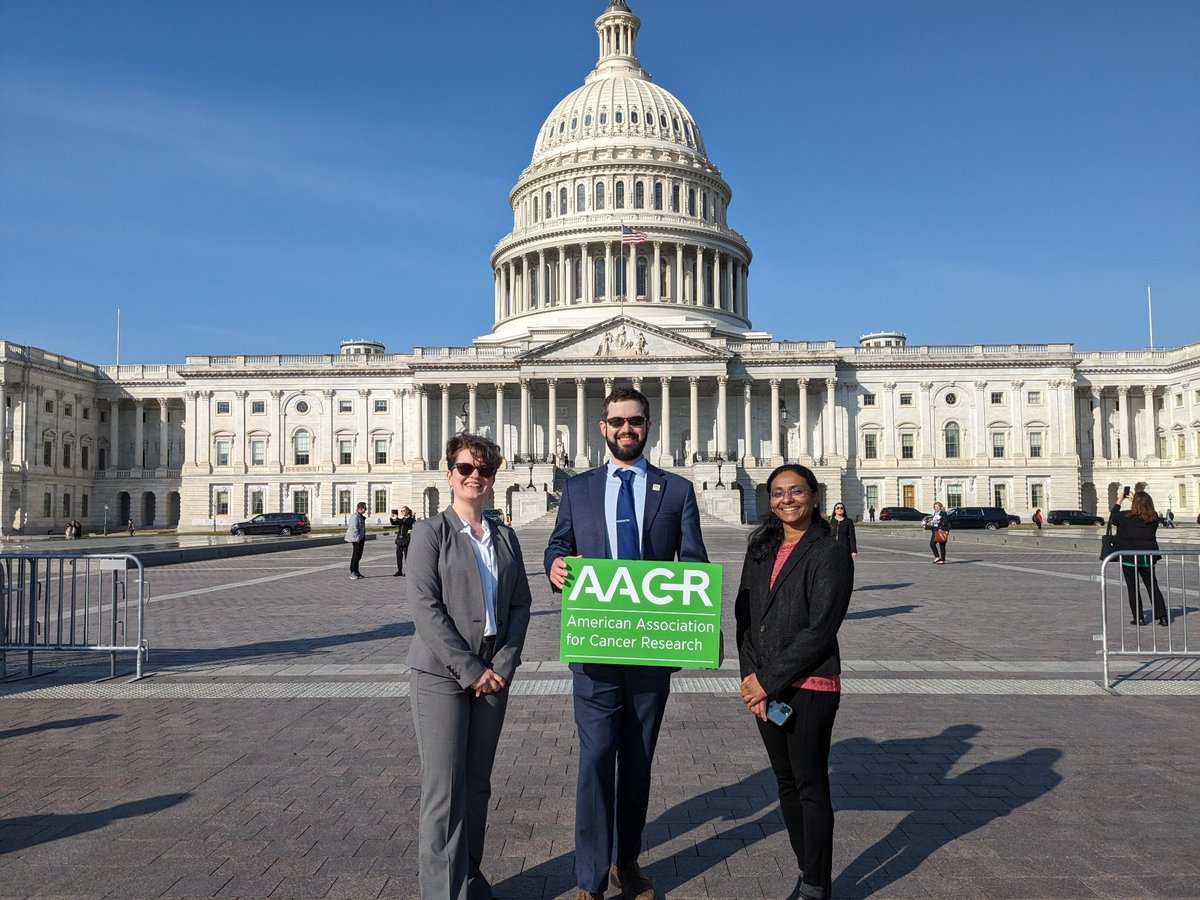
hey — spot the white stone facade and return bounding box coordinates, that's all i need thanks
[3,2,1198,533]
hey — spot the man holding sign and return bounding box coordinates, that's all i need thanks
[545,386,707,900]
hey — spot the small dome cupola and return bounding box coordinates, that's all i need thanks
[594,0,642,76]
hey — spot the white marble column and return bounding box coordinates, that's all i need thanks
[742,380,754,467]
[688,376,700,463]
[575,378,588,468]
[713,252,723,309]
[133,400,145,470]
[695,245,704,305]
[1118,387,1131,459]
[468,383,478,434]
[675,244,684,301]
[394,389,406,462]
[659,377,672,467]
[604,243,614,302]
[770,378,782,465]
[110,398,120,469]
[519,378,531,457]
[826,379,839,459]
[974,380,988,459]
[547,378,558,461]
[416,386,427,468]
[652,242,662,302]
[1061,382,1078,459]
[1090,388,1104,461]
[580,243,591,303]
[438,384,451,467]
[716,376,728,458]
[494,383,506,460]
[1143,386,1157,459]
[1010,380,1024,459]
[269,390,282,470]
[796,379,810,460]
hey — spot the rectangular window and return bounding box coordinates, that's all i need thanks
[62,444,72,467]
[1157,435,1167,458]
[100,410,107,424]
[990,391,1004,405]
[944,428,960,459]
[1155,396,1165,411]
[64,403,73,417]
[44,441,53,466]
[215,439,231,466]
[1181,484,1188,510]
[294,432,310,465]
[45,400,54,413]
[215,489,230,515]
[899,393,913,406]
[81,446,90,470]
[81,494,89,518]
[994,484,1007,508]
[947,484,963,508]
[373,399,388,413]
[900,433,914,459]
[865,485,879,510]
[902,484,916,507]
[63,493,72,516]
[43,492,52,517]
[1174,394,1183,408]
[1195,389,1200,404]
[1026,390,1041,405]
[251,400,266,414]
[1031,483,1045,508]
[374,489,388,514]
[992,432,1005,458]
[338,489,352,515]
[293,491,309,515]
[339,440,353,465]
[374,439,388,465]
[863,433,878,459]
[338,400,353,414]
[250,440,265,466]
[99,447,107,470]
[862,393,876,407]
[251,490,264,515]
[216,400,231,415]
[82,407,90,420]
[1178,435,1187,459]
[1029,432,1042,458]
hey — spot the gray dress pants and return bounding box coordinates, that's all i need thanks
[410,667,508,900]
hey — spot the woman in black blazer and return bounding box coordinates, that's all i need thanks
[1110,490,1168,626]
[926,501,949,564]
[735,464,854,900]
[828,502,857,557]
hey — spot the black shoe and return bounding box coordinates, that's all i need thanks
[1138,617,1149,626]
[393,571,403,576]
[1158,616,1169,626]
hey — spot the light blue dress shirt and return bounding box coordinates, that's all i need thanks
[458,520,498,637]
[604,458,648,559]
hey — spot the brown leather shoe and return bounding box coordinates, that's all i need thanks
[575,892,604,900]
[611,861,656,900]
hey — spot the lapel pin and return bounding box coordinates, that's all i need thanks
[652,484,661,491]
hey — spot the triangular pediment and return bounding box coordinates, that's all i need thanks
[518,316,732,363]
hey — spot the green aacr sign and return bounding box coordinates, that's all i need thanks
[559,558,723,668]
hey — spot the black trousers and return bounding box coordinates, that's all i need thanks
[929,534,946,561]
[349,540,365,575]
[756,689,840,899]
[1122,563,1167,620]
[395,543,409,574]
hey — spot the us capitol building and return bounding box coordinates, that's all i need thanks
[2,0,1198,534]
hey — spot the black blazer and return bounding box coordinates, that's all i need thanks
[734,528,854,699]
[1109,506,1160,553]
[829,516,857,554]
[926,510,950,533]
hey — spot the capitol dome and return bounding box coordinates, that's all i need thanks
[482,0,753,346]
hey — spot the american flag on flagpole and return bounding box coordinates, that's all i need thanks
[621,225,648,245]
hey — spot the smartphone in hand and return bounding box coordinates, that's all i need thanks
[766,699,793,726]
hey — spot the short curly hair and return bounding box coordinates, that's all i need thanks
[445,432,503,473]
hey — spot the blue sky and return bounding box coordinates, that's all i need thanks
[2,0,1197,363]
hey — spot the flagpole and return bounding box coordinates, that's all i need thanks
[116,306,121,369]
[618,224,625,319]
[1147,284,1154,351]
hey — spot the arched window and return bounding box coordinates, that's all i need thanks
[704,263,714,306]
[575,255,583,300]
[702,191,708,219]
[532,195,538,222]
[634,181,645,209]
[293,430,311,466]
[584,113,592,126]
[545,191,552,218]
[594,258,605,297]
[636,257,647,297]
[653,182,663,211]
[631,109,639,125]
[687,188,696,217]
[599,110,607,125]
[559,187,568,215]
[576,184,585,212]
[671,183,680,213]
[615,181,625,209]
[595,181,605,210]
[944,423,961,459]
[615,109,623,124]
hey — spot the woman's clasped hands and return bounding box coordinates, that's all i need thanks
[469,668,507,698]
[740,672,768,721]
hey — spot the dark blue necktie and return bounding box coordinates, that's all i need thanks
[615,468,640,560]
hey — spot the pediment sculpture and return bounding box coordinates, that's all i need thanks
[595,325,649,357]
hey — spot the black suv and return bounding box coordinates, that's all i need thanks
[879,506,927,521]
[944,507,1010,530]
[1047,510,1104,526]
[230,512,312,536]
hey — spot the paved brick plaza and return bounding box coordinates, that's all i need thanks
[2,526,1199,899]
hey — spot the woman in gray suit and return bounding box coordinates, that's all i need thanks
[407,433,532,900]
[735,464,854,900]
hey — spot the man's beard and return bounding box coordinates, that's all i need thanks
[606,430,647,462]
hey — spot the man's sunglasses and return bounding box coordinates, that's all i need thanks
[451,462,496,479]
[602,415,647,429]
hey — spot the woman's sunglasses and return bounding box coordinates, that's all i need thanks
[451,462,496,479]
[602,415,647,428]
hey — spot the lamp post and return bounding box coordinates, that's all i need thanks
[103,503,109,536]
[527,460,535,489]
[716,457,724,488]
[780,401,790,461]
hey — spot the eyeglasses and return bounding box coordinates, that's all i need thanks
[834,505,845,510]
[769,487,811,501]
[602,415,647,429]
[451,462,496,479]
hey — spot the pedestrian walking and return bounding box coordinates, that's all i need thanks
[829,502,857,558]
[735,464,854,900]
[390,506,416,575]
[927,501,949,564]
[126,518,135,536]
[1111,491,1168,627]
[345,502,366,579]
[868,505,875,522]
[1033,508,1043,530]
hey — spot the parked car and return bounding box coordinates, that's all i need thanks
[1047,509,1105,526]
[230,512,312,536]
[943,507,1010,530]
[483,508,506,527]
[879,506,927,522]
[1007,514,1022,525]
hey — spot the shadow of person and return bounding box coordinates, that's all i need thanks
[845,604,919,620]
[833,725,1062,898]
[0,714,119,742]
[493,767,783,898]
[0,793,188,856]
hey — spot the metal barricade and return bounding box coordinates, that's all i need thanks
[0,553,149,680]
[1099,550,1199,687]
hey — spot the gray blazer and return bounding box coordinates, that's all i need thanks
[344,512,365,542]
[406,507,533,689]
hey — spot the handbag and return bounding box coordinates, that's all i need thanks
[933,529,949,544]
[1099,518,1117,560]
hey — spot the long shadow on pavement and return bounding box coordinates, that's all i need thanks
[832,724,1062,898]
[0,794,189,856]
[0,714,119,742]
[845,605,919,620]
[152,621,415,667]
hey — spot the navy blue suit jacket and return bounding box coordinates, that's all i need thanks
[544,461,708,578]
